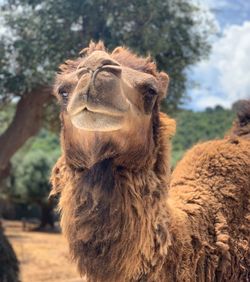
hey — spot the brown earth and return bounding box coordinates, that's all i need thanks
[3,220,85,282]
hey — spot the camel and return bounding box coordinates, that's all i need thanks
[230,100,250,139]
[50,42,250,281]
[0,222,19,282]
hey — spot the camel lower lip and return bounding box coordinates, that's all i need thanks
[70,109,124,131]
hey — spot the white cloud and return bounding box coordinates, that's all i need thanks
[215,22,250,100]
[190,90,232,109]
[189,20,250,110]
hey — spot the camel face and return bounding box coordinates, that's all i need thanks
[56,50,165,132]
[66,50,129,132]
[54,42,169,167]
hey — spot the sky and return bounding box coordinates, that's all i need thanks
[186,0,250,111]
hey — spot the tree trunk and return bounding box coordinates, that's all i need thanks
[39,199,55,230]
[0,87,51,181]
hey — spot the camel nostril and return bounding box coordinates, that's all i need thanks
[100,59,120,68]
[76,67,93,79]
[92,64,122,83]
[98,59,122,78]
[101,65,122,78]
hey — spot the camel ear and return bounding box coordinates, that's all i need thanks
[158,72,169,99]
[159,112,176,139]
[50,156,67,197]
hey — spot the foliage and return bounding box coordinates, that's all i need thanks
[172,106,235,165]
[6,130,60,203]
[0,103,15,135]
[1,0,213,112]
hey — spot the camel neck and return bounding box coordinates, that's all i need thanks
[82,158,115,192]
[52,113,176,281]
[58,158,171,281]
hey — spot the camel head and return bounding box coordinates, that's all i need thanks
[230,99,250,139]
[54,42,169,169]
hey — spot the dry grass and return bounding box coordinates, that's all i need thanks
[4,220,85,282]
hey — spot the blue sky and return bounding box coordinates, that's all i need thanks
[186,0,250,111]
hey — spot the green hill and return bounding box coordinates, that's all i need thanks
[172,106,235,165]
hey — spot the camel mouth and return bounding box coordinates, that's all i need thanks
[71,104,126,118]
[70,107,125,131]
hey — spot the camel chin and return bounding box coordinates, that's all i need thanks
[70,109,124,131]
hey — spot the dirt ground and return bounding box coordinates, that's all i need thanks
[4,220,85,282]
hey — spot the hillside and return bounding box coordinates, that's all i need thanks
[172,106,235,165]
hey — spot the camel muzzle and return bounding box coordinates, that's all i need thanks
[66,56,130,131]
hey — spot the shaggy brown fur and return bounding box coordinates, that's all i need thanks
[51,113,176,282]
[168,142,249,281]
[51,43,250,282]
[230,99,250,139]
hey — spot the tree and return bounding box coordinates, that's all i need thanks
[0,0,213,179]
[9,148,59,229]
[2,129,60,228]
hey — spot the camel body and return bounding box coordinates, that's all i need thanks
[51,43,250,282]
[166,136,250,281]
[52,121,250,282]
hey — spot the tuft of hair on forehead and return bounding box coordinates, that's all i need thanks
[57,41,105,74]
[111,46,157,76]
[79,40,106,56]
[79,41,157,76]
[58,41,158,76]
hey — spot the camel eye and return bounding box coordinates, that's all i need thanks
[58,86,70,104]
[147,86,157,97]
[60,92,69,105]
[143,86,158,114]
[61,92,69,99]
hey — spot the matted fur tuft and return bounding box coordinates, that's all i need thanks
[79,40,106,56]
